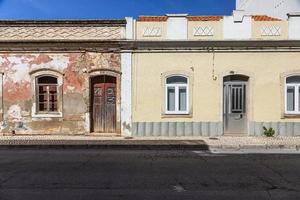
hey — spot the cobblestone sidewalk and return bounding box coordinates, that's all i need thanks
[0,135,299,150]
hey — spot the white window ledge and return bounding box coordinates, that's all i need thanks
[32,113,63,118]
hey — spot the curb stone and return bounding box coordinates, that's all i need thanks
[0,144,210,150]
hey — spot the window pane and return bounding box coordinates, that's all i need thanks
[39,85,47,93]
[49,85,57,92]
[166,76,187,84]
[37,84,58,112]
[287,86,295,111]
[179,87,187,111]
[38,85,48,112]
[286,76,300,84]
[38,76,57,84]
[39,103,47,112]
[167,87,175,111]
[49,102,57,112]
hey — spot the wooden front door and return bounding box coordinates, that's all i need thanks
[91,76,116,133]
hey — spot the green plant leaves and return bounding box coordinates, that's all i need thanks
[262,126,275,137]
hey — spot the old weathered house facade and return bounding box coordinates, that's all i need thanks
[1,12,300,137]
[0,20,132,136]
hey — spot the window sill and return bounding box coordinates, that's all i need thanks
[161,113,192,118]
[32,113,63,118]
[282,114,300,119]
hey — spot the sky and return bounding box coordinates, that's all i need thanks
[0,0,236,20]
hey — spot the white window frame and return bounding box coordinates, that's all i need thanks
[30,69,63,118]
[285,76,300,114]
[165,76,189,115]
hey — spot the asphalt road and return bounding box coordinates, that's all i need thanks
[0,149,299,200]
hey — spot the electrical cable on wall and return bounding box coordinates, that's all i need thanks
[212,49,217,81]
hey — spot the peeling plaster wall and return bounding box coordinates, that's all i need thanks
[0,52,121,135]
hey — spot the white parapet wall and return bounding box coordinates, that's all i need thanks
[125,17,134,40]
[237,0,300,20]
[223,15,252,40]
[166,14,188,40]
[288,12,300,39]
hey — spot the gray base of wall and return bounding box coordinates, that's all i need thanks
[132,122,223,137]
[249,122,300,136]
[133,121,300,137]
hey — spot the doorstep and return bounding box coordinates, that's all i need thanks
[88,132,121,137]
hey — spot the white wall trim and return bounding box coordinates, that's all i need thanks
[121,52,132,136]
[288,15,300,39]
[125,17,134,40]
[167,16,188,40]
[223,16,252,40]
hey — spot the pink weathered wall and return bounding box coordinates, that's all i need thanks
[0,52,121,135]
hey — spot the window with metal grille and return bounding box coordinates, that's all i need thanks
[37,76,58,113]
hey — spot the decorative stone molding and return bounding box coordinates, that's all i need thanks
[142,27,162,37]
[261,25,281,36]
[0,26,124,41]
[193,26,214,36]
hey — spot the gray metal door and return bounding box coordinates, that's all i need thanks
[223,82,247,135]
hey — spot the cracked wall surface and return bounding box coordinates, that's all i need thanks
[0,52,121,135]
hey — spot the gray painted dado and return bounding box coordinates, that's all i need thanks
[133,121,300,137]
[132,122,223,137]
[249,122,300,136]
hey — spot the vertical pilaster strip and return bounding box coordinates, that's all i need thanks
[0,73,3,121]
[121,17,133,137]
[125,17,134,40]
[121,52,132,137]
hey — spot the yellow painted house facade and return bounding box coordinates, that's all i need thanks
[129,13,300,137]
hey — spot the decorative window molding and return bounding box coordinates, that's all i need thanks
[142,27,162,37]
[30,69,63,118]
[193,26,214,36]
[261,25,281,36]
[284,75,300,115]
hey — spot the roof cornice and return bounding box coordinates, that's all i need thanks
[0,40,300,52]
[130,40,300,50]
[0,20,126,27]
